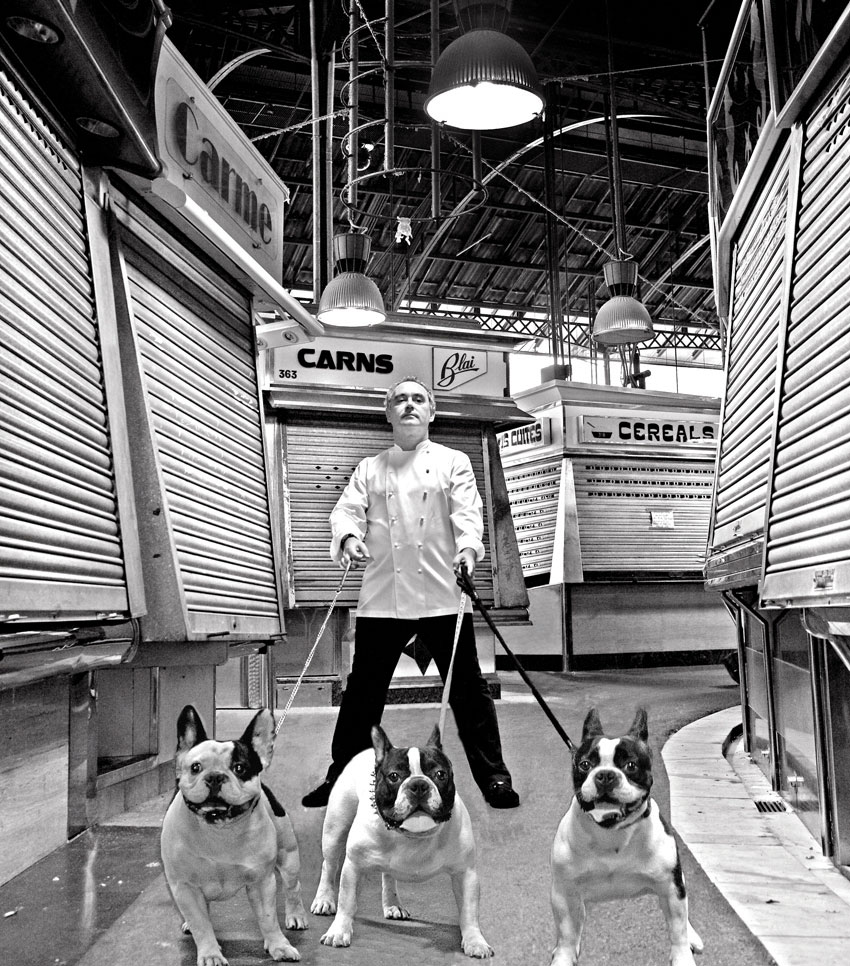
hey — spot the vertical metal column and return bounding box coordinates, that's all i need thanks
[543,84,564,370]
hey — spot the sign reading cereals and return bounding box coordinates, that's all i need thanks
[582,415,716,447]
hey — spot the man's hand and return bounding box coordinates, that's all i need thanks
[453,548,477,580]
[342,535,371,569]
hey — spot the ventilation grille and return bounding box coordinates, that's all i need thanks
[754,799,788,813]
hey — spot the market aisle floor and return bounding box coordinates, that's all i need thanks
[1,666,825,966]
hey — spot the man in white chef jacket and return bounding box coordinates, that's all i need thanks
[302,376,519,809]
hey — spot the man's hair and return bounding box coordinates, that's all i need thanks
[385,375,436,415]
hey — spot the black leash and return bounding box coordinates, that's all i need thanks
[457,568,575,753]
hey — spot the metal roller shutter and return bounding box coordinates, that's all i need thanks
[573,459,714,574]
[762,72,850,604]
[503,455,561,577]
[117,210,280,624]
[709,147,790,555]
[0,68,128,621]
[284,417,494,606]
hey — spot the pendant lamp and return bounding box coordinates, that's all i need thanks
[317,232,386,327]
[592,259,653,345]
[425,0,543,130]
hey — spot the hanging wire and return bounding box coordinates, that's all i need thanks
[352,0,388,64]
[440,128,710,328]
[250,108,347,142]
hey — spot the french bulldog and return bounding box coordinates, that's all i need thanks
[161,705,307,966]
[310,723,493,958]
[550,708,703,966]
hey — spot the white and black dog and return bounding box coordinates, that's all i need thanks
[161,706,307,966]
[550,708,703,966]
[311,723,493,958]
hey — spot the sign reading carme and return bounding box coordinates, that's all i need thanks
[269,337,507,395]
[581,415,717,446]
[155,40,287,278]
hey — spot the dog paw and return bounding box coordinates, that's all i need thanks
[285,900,309,930]
[688,923,704,955]
[462,934,494,959]
[310,894,337,916]
[383,904,411,920]
[196,949,228,966]
[320,926,352,948]
[266,937,301,962]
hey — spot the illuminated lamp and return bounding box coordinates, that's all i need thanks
[317,232,386,328]
[425,27,544,130]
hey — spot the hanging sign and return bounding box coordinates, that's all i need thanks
[153,39,288,278]
[581,415,717,447]
[268,337,506,396]
[497,420,551,454]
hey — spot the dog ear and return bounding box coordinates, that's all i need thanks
[241,709,276,770]
[176,705,208,755]
[628,708,649,743]
[426,723,442,749]
[581,707,604,742]
[371,724,392,763]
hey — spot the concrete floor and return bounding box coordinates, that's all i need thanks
[0,665,821,966]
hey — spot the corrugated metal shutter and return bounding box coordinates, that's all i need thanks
[117,208,280,625]
[503,455,561,577]
[284,417,494,606]
[709,146,790,555]
[762,72,850,604]
[0,68,128,621]
[573,459,714,573]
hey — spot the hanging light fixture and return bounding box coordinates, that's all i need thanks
[425,0,544,130]
[317,232,386,327]
[591,3,653,347]
[592,259,653,344]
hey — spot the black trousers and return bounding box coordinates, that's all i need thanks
[325,613,512,793]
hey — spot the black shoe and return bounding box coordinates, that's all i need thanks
[484,779,520,809]
[302,779,335,808]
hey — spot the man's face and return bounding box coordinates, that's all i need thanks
[386,381,435,431]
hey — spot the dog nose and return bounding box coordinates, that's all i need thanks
[594,769,619,790]
[407,777,431,800]
[205,773,226,790]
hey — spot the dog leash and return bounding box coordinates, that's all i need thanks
[437,584,468,738]
[274,561,351,737]
[456,569,575,752]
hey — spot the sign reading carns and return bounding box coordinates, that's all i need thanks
[581,415,717,447]
[269,338,506,396]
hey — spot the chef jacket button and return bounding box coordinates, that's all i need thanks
[396,567,401,573]
[417,568,422,573]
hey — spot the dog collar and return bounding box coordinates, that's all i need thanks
[184,796,258,824]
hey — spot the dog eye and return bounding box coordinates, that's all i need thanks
[387,772,401,783]
[577,760,592,773]
[434,769,447,782]
[233,763,246,777]
[624,760,637,773]
[190,762,202,774]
